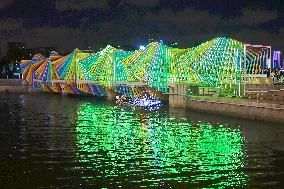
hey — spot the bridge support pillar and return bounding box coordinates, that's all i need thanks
[168,84,188,108]
[105,87,116,100]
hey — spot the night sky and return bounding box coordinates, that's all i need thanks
[1,0,284,55]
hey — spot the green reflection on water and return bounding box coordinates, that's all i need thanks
[75,103,247,187]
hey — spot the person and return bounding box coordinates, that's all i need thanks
[2,65,7,79]
[266,68,270,78]
[116,94,127,105]
[116,95,122,105]
[276,69,281,83]
[280,69,284,84]
[115,95,120,101]
[270,70,275,84]
[121,94,126,102]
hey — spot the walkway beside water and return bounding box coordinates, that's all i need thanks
[1,79,283,123]
[186,96,284,123]
[0,79,38,94]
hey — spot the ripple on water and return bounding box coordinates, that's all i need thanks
[0,94,283,188]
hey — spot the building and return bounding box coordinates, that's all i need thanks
[28,46,59,57]
[6,42,26,70]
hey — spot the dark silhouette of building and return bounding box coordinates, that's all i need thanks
[6,42,26,71]
[27,47,59,57]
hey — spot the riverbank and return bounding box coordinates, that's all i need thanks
[0,79,39,94]
[1,92,283,188]
[1,79,284,123]
[186,96,284,123]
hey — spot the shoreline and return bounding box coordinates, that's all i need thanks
[1,79,283,123]
[0,85,40,94]
[185,96,284,123]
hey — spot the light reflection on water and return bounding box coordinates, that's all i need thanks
[1,94,284,188]
[76,103,247,188]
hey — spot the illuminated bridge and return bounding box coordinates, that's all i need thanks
[20,37,271,101]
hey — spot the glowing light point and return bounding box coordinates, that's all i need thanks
[139,45,145,50]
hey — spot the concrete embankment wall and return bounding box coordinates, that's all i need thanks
[0,79,39,94]
[186,99,284,123]
[0,79,24,86]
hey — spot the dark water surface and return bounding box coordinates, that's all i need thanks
[0,94,283,188]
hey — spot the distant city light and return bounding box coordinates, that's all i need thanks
[273,50,281,68]
[139,45,145,50]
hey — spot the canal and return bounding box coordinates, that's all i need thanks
[0,94,283,188]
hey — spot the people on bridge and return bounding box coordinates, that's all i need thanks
[116,94,127,105]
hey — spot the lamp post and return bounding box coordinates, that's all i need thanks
[244,45,246,97]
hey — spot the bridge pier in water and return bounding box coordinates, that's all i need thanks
[168,84,188,108]
[105,87,116,100]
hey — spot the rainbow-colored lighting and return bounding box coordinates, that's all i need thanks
[20,37,269,98]
[273,50,281,68]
